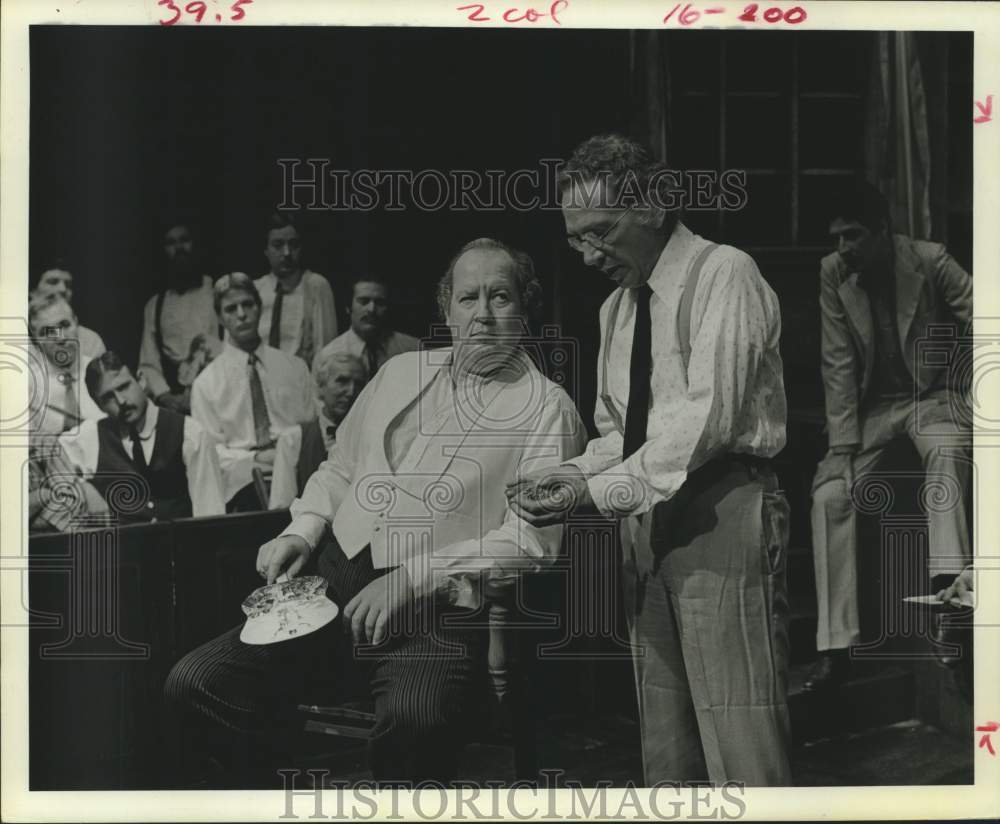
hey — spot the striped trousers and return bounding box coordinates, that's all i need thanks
[164,543,487,785]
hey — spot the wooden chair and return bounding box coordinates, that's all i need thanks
[297,575,539,782]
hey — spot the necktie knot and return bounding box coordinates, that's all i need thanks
[325,424,337,439]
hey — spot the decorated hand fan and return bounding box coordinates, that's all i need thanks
[239,575,339,645]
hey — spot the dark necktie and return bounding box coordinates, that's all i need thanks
[248,353,272,448]
[363,342,379,378]
[325,424,337,442]
[60,372,79,432]
[129,426,148,474]
[623,283,653,461]
[268,283,285,349]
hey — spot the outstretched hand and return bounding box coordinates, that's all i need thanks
[505,464,594,526]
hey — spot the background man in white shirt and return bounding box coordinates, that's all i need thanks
[33,261,106,359]
[295,350,367,494]
[191,272,314,510]
[255,212,337,368]
[165,238,585,786]
[138,221,221,414]
[510,135,792,786]
[28,293,104,434]
[60,351,226,522]
[316,275,419,377]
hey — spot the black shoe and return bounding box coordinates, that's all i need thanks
[802,651,850,692]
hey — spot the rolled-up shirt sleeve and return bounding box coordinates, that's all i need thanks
[586,255,782,518]
[181,416,227,516]
[402,387,588,606]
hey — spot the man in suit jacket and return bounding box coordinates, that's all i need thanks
[805,181,973,690]
[165,238,586,786]
[294,350,367,493]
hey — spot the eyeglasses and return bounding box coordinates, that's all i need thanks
[566,207,633,253]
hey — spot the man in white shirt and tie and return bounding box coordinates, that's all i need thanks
[28,293,104,435]
[191,272,314,510]
[316,276,420,377]
[60,351,226,522]
[510,135,792,786]
[255,213,338,368]
[33,262,106,359]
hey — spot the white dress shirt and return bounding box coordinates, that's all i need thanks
[29,354,105,435]
[60,403,226,517]
[569,221,787,518]
[283,348,586,605]
[191,340,315,504]
[317,327,421,374]
[138,276,221,398]
[256,271,338,367]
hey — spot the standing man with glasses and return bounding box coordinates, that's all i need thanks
[509,134,792,785]
[191,273,314,510]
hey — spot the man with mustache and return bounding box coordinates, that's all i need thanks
[58,350,225,522]
[191,273,315,510]
[803,180,972,688]
[138,221,222,414]
[255,212,338,369]
[509,134,791,786]
[316,275,419,377]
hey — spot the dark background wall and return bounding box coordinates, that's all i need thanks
[30,26,972,420]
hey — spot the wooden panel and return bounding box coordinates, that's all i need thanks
[171,510,291,656]
[29,521,175,789]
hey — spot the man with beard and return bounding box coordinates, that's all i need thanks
[59,351,225,521]
[255,212,338,368]
[803,180,972,687]
[316,276,419,377]
[191,273,314,510]
[138,221,222,414]
[295,350,367,494]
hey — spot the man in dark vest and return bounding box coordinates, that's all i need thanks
[60,351,226,522]
[295,350,367,493]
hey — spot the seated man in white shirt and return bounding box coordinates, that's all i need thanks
[165,238,586,787]
[316,275,420,376]
[60,351,226,522]
[33,261,106,359]
[138,221,222,415]
[191,272,315,511]
[295,350,367,495]
[255,212,338,368]
[28,293,104,435]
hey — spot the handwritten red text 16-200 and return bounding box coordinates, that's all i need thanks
[663,3,806,25]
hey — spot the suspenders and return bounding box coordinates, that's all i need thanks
[598,242,719,435]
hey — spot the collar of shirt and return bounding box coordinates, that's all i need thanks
[644,221,702,302]
[221,339,266,365]
[133,402,159,440]
[318,409,338,445]
[259,272,300,295]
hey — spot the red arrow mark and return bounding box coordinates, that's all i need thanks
[974,95,993,123]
